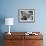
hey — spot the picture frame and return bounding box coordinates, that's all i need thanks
[18,9,35,23]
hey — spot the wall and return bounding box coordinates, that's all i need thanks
[0,0,46,32]
[0,0,46,46]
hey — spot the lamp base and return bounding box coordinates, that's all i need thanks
[8,32,11,35]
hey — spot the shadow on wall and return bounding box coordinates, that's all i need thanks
[0,16,5,46]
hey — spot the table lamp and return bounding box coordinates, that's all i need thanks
[5,18,14,35]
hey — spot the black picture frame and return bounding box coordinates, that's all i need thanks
[18,9,35,23]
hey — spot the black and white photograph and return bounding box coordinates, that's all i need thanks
[18,9,35,23]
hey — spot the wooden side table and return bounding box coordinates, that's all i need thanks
[4,32,43,46]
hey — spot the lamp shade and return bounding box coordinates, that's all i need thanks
[5,18,14,25]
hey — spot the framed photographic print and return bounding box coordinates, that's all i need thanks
[18,9,35,23]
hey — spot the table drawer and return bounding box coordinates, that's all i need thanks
[4,40,24,46]
[4,40,16,46]
[25,35,43,40]
[24,40,43,46]
[4,35,24,40]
